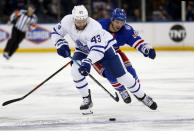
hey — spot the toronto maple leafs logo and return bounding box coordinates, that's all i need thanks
[79,11,83,14]
[75,40,89,53]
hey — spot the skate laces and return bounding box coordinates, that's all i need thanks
[81,97,90,106]
[119,90,129,100]
[142,96,153,107]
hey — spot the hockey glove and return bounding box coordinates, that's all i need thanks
[57,44,71,58]
[147,48,156,59]
[141,44,156,59]
[79,58,92,76]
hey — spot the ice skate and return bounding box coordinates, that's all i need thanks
[3,52,10,60]
[119,89,131,103]
[135,94,157,110]
[80,89,93,109]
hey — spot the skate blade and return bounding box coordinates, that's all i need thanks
[82,109,93,115]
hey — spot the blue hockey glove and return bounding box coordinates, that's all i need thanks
[79,58,92,76]
[141,44,156,59]
[147,48,156,59]
[57,44,71,58]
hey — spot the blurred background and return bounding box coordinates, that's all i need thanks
[0,0,193,23]
[1,1,194,131]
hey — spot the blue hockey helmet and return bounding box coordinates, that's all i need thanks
[112,8,127,22]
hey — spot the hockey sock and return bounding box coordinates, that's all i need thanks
[74,77,89,97]
[103,70,125,92]
[128,81,145,98]
[126,65,138,80]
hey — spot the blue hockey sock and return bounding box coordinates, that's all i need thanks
[126,65,138,80]
[103,70,125,92]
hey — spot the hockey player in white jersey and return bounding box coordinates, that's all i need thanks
[51,5,157,111]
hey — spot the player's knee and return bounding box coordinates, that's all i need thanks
[117,72,135,88]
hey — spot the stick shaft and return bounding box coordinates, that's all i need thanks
[23,61,71,99]
[69,56,119,102]
[2,61,71,106]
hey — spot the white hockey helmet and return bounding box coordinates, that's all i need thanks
[72,5,88,20]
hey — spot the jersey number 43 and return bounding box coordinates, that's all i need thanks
[91,35,101,43]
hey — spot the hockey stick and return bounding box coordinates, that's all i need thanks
[69,56,119,102]
[2,61,71,106]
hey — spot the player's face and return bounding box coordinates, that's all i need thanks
[111,20,124,32]
[74,19,87,30]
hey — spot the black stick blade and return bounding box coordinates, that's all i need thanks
[114,92,119,102]
[2,97,23,106]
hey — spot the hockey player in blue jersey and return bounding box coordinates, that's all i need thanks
[93,8,157,110]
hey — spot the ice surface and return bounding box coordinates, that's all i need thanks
[0,51,194,131]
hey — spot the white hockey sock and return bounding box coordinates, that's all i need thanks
[71,61,89,98]
[112,82,125,92]
[73,77,89,97]
[78,86,89,98]
[128,80,145,98]
[117,73,145,98]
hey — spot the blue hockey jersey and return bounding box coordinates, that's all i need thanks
[98,19,145,51]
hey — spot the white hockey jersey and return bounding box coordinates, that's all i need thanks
[51,15,116,64]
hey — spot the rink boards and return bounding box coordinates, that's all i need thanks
[0,22,194,52]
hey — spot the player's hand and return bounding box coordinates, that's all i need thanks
[141,44,156,59]
[147,48,156,59]
[57,44,71,58]
[79,58,92,76]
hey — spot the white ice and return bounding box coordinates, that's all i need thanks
[0,51,194,131]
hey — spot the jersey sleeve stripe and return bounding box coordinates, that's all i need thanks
[83,58,92,63]
[75,48,89,54]
[90,46,104,51]
[56,39,64,44]
[90,45,105,51]
[55,42,64,47]
[51,28,60,35]
[108,38,115,44]
[105,38,116,49]
[55,39,66,47]
[91,49,104,54]
[133,39,144,49]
